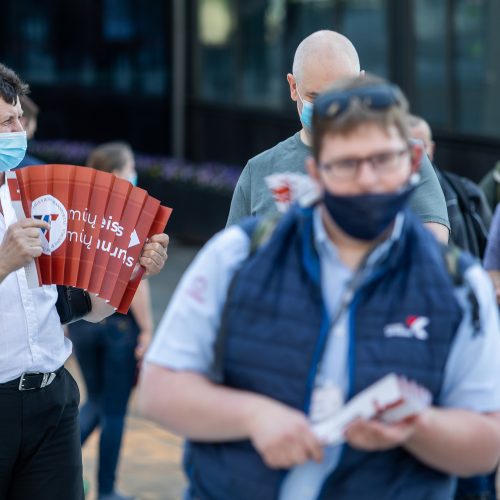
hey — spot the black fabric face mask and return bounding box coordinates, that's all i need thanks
[322,180,417,241]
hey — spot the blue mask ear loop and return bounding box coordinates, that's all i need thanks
[296,88,313,131]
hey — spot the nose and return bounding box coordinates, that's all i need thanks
[356,159,378,189]
[11,119,24,133]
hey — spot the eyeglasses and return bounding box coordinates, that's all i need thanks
[313,84,404,119]
[319,148,411,181]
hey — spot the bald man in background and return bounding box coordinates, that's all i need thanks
[226,30,450,242]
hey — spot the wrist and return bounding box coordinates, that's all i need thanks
[241,394,277,439]
[239,395,262,439]
[404,407,434,449]
[0,260,10,283]
[137,330,152,345]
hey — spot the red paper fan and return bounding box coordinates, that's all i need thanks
[5,164,172,312]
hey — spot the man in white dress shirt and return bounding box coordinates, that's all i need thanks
[0,62,168,500]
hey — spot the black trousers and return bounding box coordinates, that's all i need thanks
[0,367,84,500]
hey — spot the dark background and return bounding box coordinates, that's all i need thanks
[1,0,499,181]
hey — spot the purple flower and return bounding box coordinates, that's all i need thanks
[29,140,241,193]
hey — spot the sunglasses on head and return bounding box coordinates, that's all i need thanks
[313,84,404,119]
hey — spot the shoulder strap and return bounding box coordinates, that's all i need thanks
[441,171,490,257]
[494,161,500,206]
[440,244,481,336]
[212,214,282,382]
[239,213,282,254]
[441,244,463,286]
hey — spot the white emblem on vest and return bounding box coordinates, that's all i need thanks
[384,316,429,340]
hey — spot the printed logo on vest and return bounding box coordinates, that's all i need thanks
[383,315,429,340]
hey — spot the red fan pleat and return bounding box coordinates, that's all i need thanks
[6,164,172,312]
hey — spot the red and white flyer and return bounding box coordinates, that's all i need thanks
[311,374,432,446]
[4,165,172,310]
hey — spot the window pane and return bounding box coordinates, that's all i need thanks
[413,0,448,127]
[240,0,336,108]
[196,0,236,103]
[339,0,388,77]
[193,0,390,109]
[1,0,168,96]
[1,0,58,85]
[454,0,500,136]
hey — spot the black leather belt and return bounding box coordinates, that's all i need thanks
[1,366,64,391]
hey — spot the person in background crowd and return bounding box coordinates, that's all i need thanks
[227,30,450,244]
[18,94,43,167]
[479,161,500,212]
[0,62,168,500]
[408,114,491,259]
[139,74,500,500]
[69,142,158,500]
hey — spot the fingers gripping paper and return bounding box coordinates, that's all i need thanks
[310,374,431,446]
[6,164,172,312]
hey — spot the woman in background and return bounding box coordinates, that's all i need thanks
[69,142,155,500]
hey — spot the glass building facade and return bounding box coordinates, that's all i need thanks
[0,0,498,177]
[190,0,500,177]
[193,0,500,135]
[0,0,171,153]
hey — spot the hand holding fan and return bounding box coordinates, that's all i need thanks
[5,164,172,312]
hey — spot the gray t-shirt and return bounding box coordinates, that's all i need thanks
[227,132,450,229]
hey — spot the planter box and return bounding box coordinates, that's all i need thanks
[139,174,232,244]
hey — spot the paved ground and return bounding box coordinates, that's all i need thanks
[67,237,201,500]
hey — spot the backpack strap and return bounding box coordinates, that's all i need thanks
[441,244,463,286]
[212,214,283,382]
[239,213,282,254]
[494,161,500,206]
[441,170,490,258]
[441,244,481,336]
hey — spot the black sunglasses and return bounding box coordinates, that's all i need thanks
[313,83,404,119]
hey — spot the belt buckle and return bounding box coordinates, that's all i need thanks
[18,372,56,391]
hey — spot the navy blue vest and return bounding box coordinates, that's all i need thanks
[186,207,466,500]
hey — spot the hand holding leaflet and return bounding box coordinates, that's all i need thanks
[311,374,431,446]
[5,164,172,312]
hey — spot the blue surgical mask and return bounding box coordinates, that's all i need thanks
[297,90,313,131]
[0,131,27,171]
[323,176,418,241]
[128,172,138,186]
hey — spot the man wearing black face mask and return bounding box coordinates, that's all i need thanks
[139,75,500,500]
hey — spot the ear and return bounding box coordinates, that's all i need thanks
[306,157,325,201]
[410,142,424,174]
[287,73,298,102]
[306,156,321,183]
[428,141,436,162]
